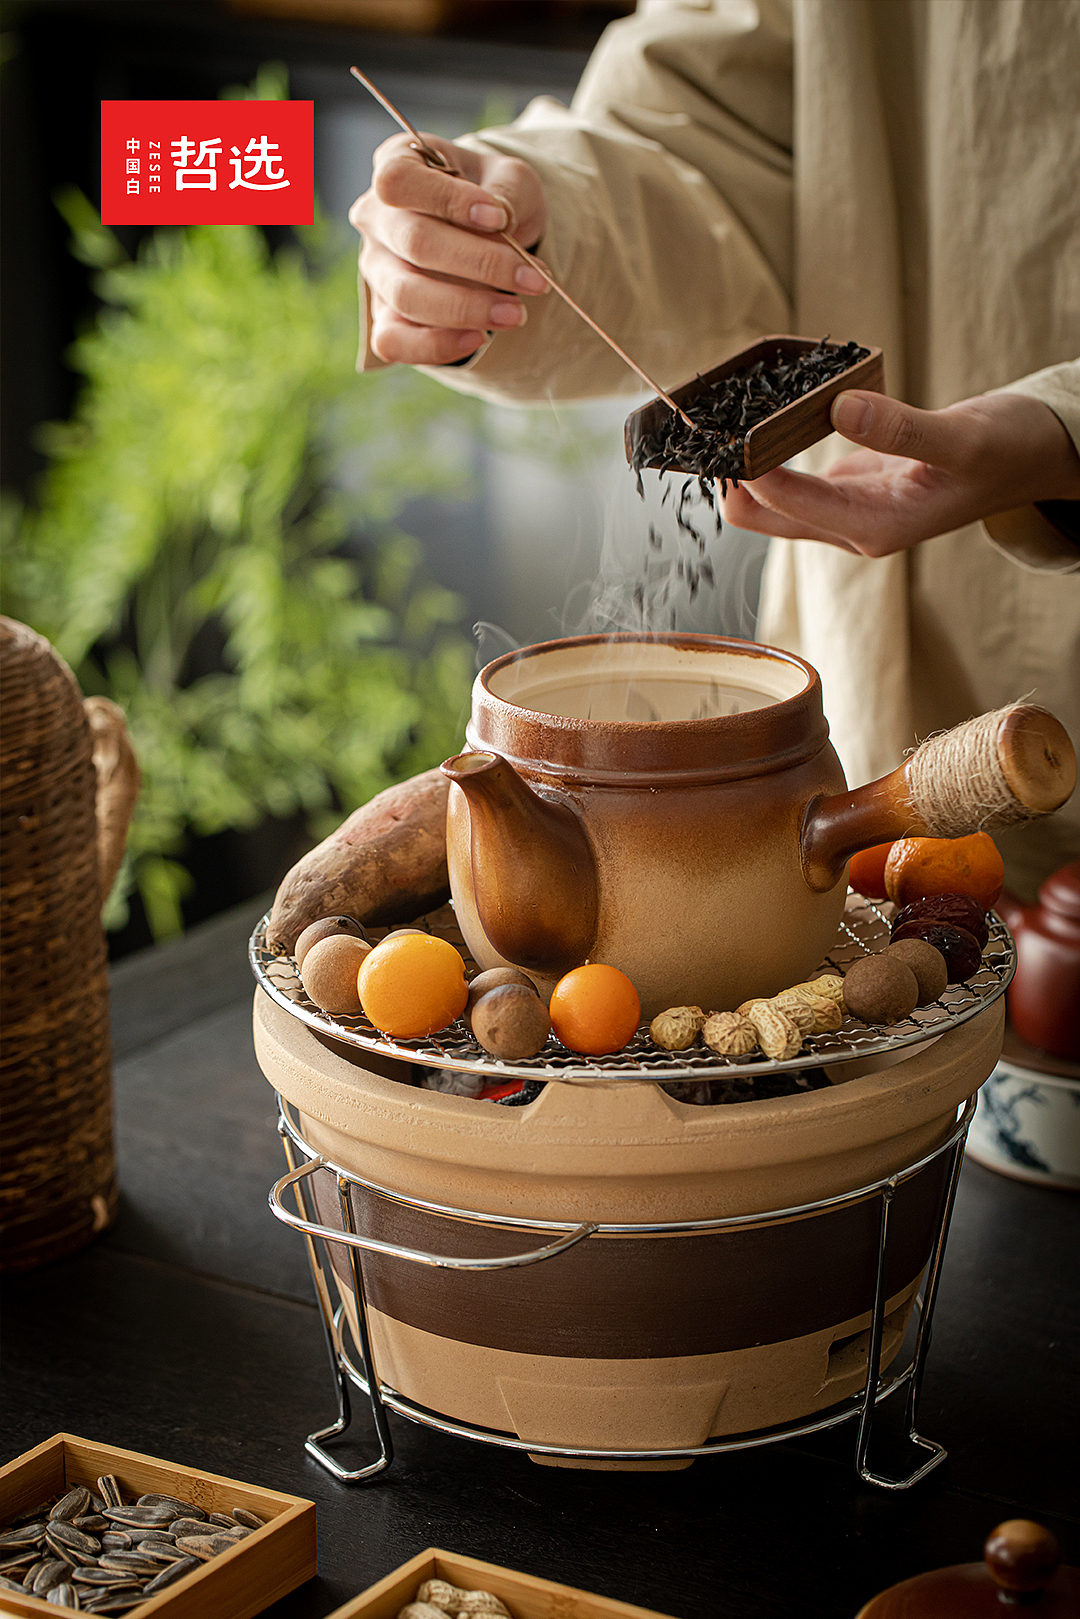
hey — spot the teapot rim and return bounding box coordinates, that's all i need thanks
[470,632,832,783]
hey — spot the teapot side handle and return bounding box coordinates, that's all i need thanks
[801,703,1076,893]
[800,772,911,893]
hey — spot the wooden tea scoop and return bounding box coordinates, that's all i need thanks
[349,66,695,429]
[856,1519,1080,1617]
[624,333,884,480]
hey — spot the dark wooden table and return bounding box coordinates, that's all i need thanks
[3,901,1078,1619]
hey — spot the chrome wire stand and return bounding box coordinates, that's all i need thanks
[270,1094,976,1490]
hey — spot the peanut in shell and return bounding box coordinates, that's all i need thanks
[774,990,843,1034]
[701,1011,758,1057]
[650,1006,705,1050]
[743,1000,803,1060]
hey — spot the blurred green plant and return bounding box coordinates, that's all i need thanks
[1,196,479,938]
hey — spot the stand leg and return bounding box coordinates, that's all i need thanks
[854,1126,967,1490]
[278,1124,394,1481]
[853,1180,896,1485]
[901,1134,967,1449]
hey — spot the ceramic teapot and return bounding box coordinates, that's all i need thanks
[998,862,1080,1060]
[443,635,1074,1017]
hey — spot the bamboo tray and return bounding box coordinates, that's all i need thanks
[326,1548,677,1619]
[0,1434,316,1617]
[624,335,885,479]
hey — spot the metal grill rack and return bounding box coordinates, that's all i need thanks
[268,1094,977,1491]
[250,892,1015,1084]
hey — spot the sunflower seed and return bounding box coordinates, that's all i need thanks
[142,1556,199,1595]
[0,1574,28,1592]
[99,1553,159,1573]
[167,1518,207,1539]
[126,1527,173,1544]
[104,1506,174,1527]
[88,1495,106,1516]
[71,1568,140,1586]
[46,1522,101,1555]
[0,1522,46,1548]
[45,1540,94,1567]
[83,1598,146,1615]
[46,1583,80,1607]
[50,1490,91,1523]
[74,1515,109,1532]
[96,1478,122,1510]
[174,1535,216,1560]
[208,1513,235,1529]
[34,1559,71,1594]
[136,1495,201,1517]
[231,1508,265,1530]
[0,1550,36,1574]
[100,1534,131,1552]
[48,1546,97,1569]
[132,1541,187,1562]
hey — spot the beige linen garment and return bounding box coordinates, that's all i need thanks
[359,0,1080,896]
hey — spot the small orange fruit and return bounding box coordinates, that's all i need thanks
[357,932,468,1039]
[884,832,1005,911]
[549,963,641,1055]
[847,841,894,900]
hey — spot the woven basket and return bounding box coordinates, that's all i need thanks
[1,617,138,1272]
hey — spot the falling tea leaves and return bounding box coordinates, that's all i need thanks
[624,338,869,629]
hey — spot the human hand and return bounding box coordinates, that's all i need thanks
[719,390,1080,555]
[350,132,548,366]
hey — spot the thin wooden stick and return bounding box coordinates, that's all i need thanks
[350,65,695,427]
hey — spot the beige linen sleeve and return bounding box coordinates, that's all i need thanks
[983,359,1080,573]
[359,0,794,404]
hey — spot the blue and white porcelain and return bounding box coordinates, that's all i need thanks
[967,1056,1080,1190]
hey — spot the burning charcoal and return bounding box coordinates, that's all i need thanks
[496,1079,546,1107]
[662,1065,833,1106]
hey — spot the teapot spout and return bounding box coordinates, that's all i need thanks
[441,751,599,977]
[801,703,1075,891]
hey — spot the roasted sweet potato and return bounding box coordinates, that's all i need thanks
[267,768,450,952]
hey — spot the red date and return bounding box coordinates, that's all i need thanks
[890,921,982,982]
[891,892,989,949]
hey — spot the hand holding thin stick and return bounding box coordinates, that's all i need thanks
[349,66,694,427]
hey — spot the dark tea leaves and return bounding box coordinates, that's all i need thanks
[630,339,870,485]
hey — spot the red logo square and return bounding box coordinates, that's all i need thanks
[100,101,314,225]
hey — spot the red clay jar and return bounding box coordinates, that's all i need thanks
[999,862,1080,1060]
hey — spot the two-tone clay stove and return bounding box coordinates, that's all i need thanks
[250,635,1073,1489]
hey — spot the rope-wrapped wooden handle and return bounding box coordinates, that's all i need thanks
[84,697,140,902]
[802,702,1075,890]
[904,703,1075,835]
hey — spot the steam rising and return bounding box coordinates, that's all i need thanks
[471,389,770,703]
[562,467,767,642]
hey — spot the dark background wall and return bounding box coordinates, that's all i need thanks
[1,0,621,951]
[1,0,621,500]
